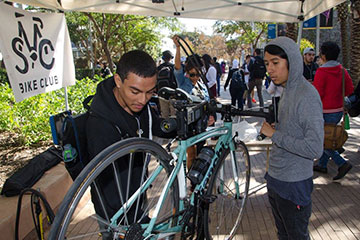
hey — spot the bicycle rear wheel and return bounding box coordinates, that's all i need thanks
[49,138,179,239]
[204,140,250,240]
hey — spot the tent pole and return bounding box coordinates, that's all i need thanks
[316,14,320,56]
[297,21,303,46]
[64,87,69,111]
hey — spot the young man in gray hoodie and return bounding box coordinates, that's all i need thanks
[260,37,324,240]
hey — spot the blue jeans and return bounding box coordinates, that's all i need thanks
[268,188,311,240]
[318,112,346,168]
[216,75,221,95]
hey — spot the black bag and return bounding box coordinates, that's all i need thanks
[252,57,266,79]
[49,96,93,180]
[1,147,62,197]
[61,111,90,180]
[61,96,95,180]
[157,64,177,90]
[231,70,247,90]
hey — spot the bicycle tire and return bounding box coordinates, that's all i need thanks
[204,140,250,240]
[49,138,179,239]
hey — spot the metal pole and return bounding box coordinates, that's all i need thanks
[89,21,95,77]
[316,14,320,56]
[297,21,303,46]
[64,87,69,111]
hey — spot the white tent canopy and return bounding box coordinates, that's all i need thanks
[14,0,345,23]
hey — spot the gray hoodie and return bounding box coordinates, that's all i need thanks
[268,37,324,182]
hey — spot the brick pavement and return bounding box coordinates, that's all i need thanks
[218,78,360,239]
[44,79,360,240]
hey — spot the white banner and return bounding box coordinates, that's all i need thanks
[0,3,75,102]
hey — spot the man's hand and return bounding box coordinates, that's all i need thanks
[260,121,275,138]
[224,87,227,92]
[172,35,180,48]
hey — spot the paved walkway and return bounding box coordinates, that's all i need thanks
[43,77,360,240]
[217,77,360,240]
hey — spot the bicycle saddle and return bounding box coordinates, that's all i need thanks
[158,87,176,100]
[175,88,203,103]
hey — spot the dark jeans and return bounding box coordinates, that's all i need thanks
[230,87,245,110]
[247,78,264,108]
[318,112,346,168]
[267,188,312,240]
[216,75,221,95]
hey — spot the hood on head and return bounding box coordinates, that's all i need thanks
[265,37,304,88]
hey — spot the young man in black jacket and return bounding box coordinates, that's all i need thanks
[86,50,172,239]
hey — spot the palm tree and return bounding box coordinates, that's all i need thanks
[337,1,350,68]
[285,23,298,42]
[350,0,360,87]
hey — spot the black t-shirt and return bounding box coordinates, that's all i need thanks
[303,62,318,82]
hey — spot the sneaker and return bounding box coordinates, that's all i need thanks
[313,165,328,173]
[252,98,256,103]
[333,162,352,180]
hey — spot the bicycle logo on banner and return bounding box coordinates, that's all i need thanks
[11,12,55,74]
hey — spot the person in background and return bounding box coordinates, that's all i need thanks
[172,36,210,102]
[260,37,324,240]
[224,66,246,110]
[157,50,177,118]
[248,48,266,108]
[314,55,322,66]
[313,41,354,180]
[242,55,251,106]
[202,54,217,98]
[302,47,318,83]
[100,61,112,79]
[172,35,215,169]
[224,59,240,91]
[213,56,222,96]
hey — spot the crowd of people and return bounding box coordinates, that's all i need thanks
[83,36,355,240]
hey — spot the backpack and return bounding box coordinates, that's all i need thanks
[231,70,247,90]
[157,64,177,90]
[252,57,266,79]
[49,96,93,180]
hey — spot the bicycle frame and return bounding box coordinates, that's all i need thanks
[110,120,239,239]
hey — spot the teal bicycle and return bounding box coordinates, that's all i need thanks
[49,88,272,240]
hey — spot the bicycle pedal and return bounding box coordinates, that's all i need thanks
[200,194,217,203]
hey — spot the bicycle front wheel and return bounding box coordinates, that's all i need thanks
[204,140,250,240]
[49,138,179,240]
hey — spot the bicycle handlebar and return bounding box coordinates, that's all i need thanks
[159,93,275,140]
[208,100,274,123]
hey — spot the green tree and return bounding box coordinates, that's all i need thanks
[178,32,228,59]
[66,13,180,71]
[213,21,268,49]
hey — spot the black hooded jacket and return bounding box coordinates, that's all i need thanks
[86,77,171,220]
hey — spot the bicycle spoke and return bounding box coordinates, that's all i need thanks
[111,161,128,224]
[92,181,110,222]
[205,142,250,240]
[49,138,179,240]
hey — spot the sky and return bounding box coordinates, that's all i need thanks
[160,17,217,54]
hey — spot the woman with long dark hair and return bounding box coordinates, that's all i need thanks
[202,53,217,98]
